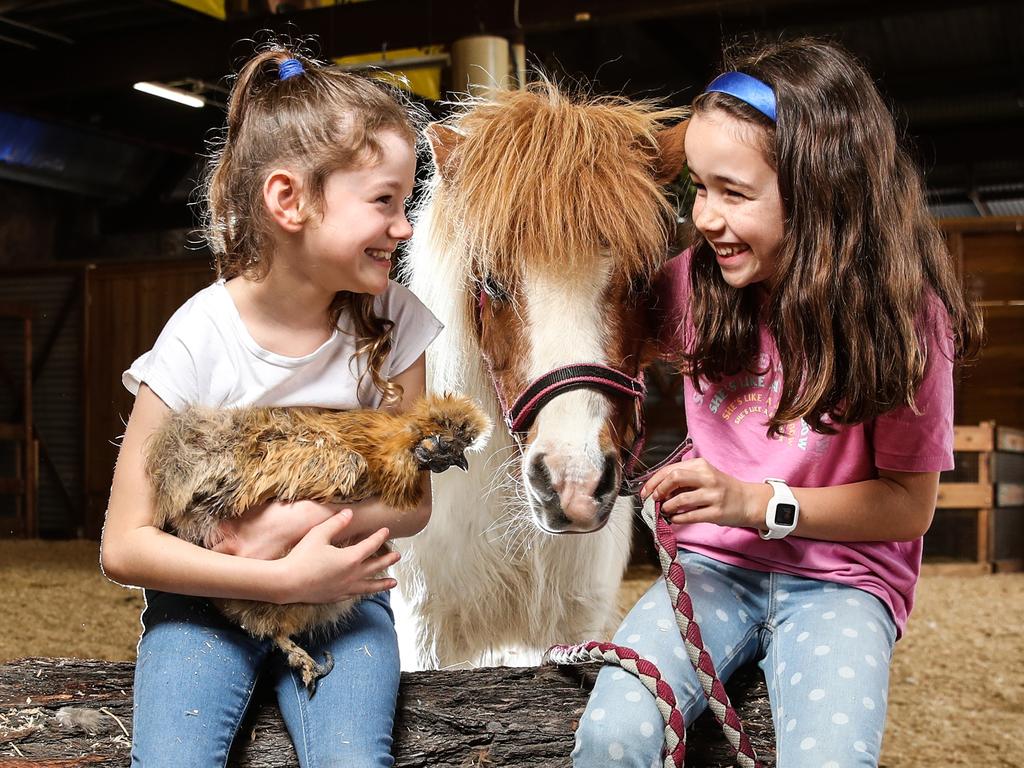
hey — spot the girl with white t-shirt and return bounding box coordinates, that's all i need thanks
[101,46,438,767]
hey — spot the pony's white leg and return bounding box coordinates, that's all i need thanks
[390,584,427,672]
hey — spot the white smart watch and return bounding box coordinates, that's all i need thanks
[760,478,799,540]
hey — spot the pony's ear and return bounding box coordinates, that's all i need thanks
[653,119,688,185]
[426,123,463,180]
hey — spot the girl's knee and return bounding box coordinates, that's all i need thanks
[573,701,663,767]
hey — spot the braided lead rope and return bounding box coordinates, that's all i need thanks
[544,500,762,768]
[545,640,686,768]
[649,503,761,768]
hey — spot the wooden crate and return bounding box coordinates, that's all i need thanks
[925,421,1024,572]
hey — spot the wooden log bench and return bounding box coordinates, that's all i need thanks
[0,657,775,767]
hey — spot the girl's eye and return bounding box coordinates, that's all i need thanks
[725,189,746,199]
[691,181,707,194]
[377,195,393,205]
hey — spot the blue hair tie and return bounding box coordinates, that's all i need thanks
[279,58,305,81]
[704,71,777,122]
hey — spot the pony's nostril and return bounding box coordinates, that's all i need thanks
[528,452,556,500]
[593,454,619,500]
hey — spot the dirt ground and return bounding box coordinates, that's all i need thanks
[1,540,1022,767]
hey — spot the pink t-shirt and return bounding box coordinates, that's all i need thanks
[655,251,955,637]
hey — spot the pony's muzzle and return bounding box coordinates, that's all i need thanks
[525,452,619,533]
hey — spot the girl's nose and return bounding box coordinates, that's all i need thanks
[391,212,413,241]
[693,198,724,234]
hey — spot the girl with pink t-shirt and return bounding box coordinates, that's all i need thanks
[574,39,981,767]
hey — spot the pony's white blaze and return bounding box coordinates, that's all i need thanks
[524,265,614,529]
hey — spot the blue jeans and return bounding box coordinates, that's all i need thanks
[131,590,400,767]
[573,552,897,768]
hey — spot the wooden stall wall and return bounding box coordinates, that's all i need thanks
[0,267,86,537]
[927,217,1024,570]
[82,260,212,539]
[942,217,1024,428]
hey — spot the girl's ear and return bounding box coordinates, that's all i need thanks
[263,169,305,233]
[426,123,462,180]
[654,119,688,184]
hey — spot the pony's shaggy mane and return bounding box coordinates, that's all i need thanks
[426,79,687,285]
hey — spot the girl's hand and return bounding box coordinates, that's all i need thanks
[277,510,400,604]
[213,499,338,560]
[639,458,764,530]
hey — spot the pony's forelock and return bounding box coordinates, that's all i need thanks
[424,79,686,286]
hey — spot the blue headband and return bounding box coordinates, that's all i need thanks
[279,58,305,81]
[704,72,777,122]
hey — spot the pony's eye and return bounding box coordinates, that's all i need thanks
[481,275,509,303]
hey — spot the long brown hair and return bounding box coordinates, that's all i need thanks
[683,38,982,436]
[201,43,421,405]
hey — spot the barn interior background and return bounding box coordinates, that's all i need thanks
[0,1,1021,766]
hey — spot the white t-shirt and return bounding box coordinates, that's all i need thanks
[123,279,442,411]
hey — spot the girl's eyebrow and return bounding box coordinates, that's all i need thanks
[709,173,756,192]
[688,169,755,192]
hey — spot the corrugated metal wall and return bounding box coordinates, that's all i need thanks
[0,268,83,535]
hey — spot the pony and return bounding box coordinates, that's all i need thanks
[396,79,688,669]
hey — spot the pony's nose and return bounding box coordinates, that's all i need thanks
[526,452,618,531]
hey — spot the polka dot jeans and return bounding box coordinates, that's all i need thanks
[573,551,897,768]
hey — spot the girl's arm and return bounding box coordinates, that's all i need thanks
[215,354,432,559]
[640,459,937,542]
[100,384,399,603]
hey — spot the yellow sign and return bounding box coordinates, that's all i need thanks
[169,0,225,20]
[335,46,444,102]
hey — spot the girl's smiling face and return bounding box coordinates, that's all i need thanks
[302,129,416,296]
[684,109,785,289]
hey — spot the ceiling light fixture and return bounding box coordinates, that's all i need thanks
[133,81,205,109]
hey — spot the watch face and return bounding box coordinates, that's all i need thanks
[775,503,797,526]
